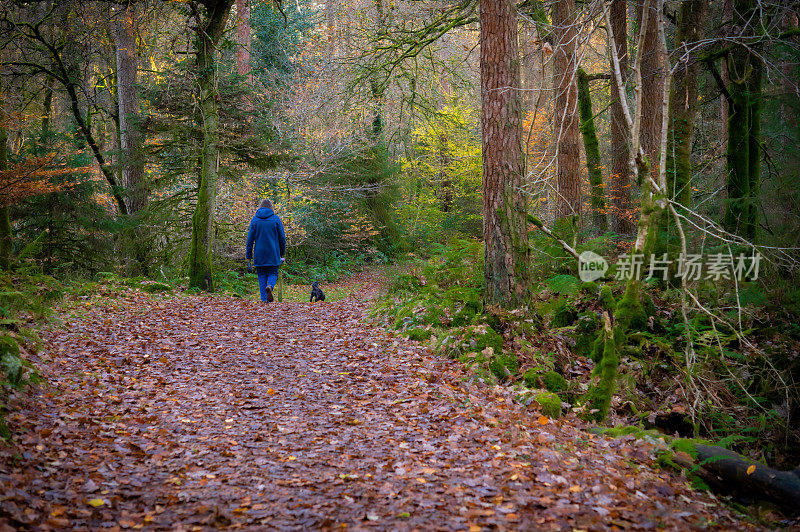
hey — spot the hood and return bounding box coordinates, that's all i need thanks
[255,207,275,219]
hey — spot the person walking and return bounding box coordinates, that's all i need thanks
[246,199,286,302]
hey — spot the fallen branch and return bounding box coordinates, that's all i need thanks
[674,443,800,514]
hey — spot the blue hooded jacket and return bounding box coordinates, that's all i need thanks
[246,207,286,267]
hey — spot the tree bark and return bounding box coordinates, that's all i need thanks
[673,444,800,514]
[326,0,337,54]
[637,0,665,183]
[40,75,53,150]
[665,0,707,209]
[113,4,147,214]
[188,0,235,291]
[551,0,581,221]
[722,0,762,241]
[577,68,607,232]
[0,78,11,270]
[439,133,452,213]
[236,0,252,83]
[608,0,633,234]
[480,0,531,307]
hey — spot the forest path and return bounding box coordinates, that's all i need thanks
[1,277,754,530]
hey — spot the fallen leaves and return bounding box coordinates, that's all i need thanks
[0,273,761,530]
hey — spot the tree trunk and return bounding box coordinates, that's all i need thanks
[608,0,633,234]
[113,4,147,214]
[637,0,665,183]
[326,0,337,54]
[479,0,531,307]
[577,68,607,232]
[722,0,762,241]
[745,58,762,242]
[236,0,252,83]
[551,0,581,221]
[0,78,11,271]
[40,76,53,150]
[665,0,707,209]
[439,133,452,213]
[188,0,235,291]
[673,444,800,514]
[612,0,670,333]
[724,66,750,236]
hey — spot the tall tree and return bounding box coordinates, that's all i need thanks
[637,0,665,182]
[187,0,235,290]
[551,0,581,221]
[113,3,146,214]
[479,0,531,306]
[607,0,633,234]
[0,77,11,270]
[665,0,707,209]
[722,0,763,241]
[236,0,252,83]
[577,68,607,231]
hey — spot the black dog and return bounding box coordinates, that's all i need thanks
[310,281,325,302]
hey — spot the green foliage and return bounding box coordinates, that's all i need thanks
[139,281,173,294]
[542,370,568,393]
[574,312,601,357]
[11,141,119,277]
[282,250,376,285]
[550,299,578,328]
[489,351,518,381]
[397,106,482,245]
[0,335,22,386]
[546,274,582,297]
[406,328,433,342]
[311,142,402,256]
[251,0,313,85]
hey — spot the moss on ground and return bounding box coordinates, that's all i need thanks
[489,351,518,381]
[551,300,578,327]
[542,370,568,393]
[534,391,562,418]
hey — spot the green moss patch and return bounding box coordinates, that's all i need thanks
[489,351,518,381]
[534,391,563,418]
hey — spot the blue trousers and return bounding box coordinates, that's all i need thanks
[256,266,279,302]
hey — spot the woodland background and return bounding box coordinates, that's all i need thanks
[1,0,799,512]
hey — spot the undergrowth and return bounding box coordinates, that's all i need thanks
[374,239,800,471]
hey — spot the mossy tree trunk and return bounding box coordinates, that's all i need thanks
[587,312,620,421]
[745,57,762,242]
[479,0,532,307]
[722,0,763,242]
[187,0,234,290]
[577,68,607,232]
[665,0,707,209]
[657,0,708,256]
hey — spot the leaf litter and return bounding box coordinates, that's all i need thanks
[0,274,759,530]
